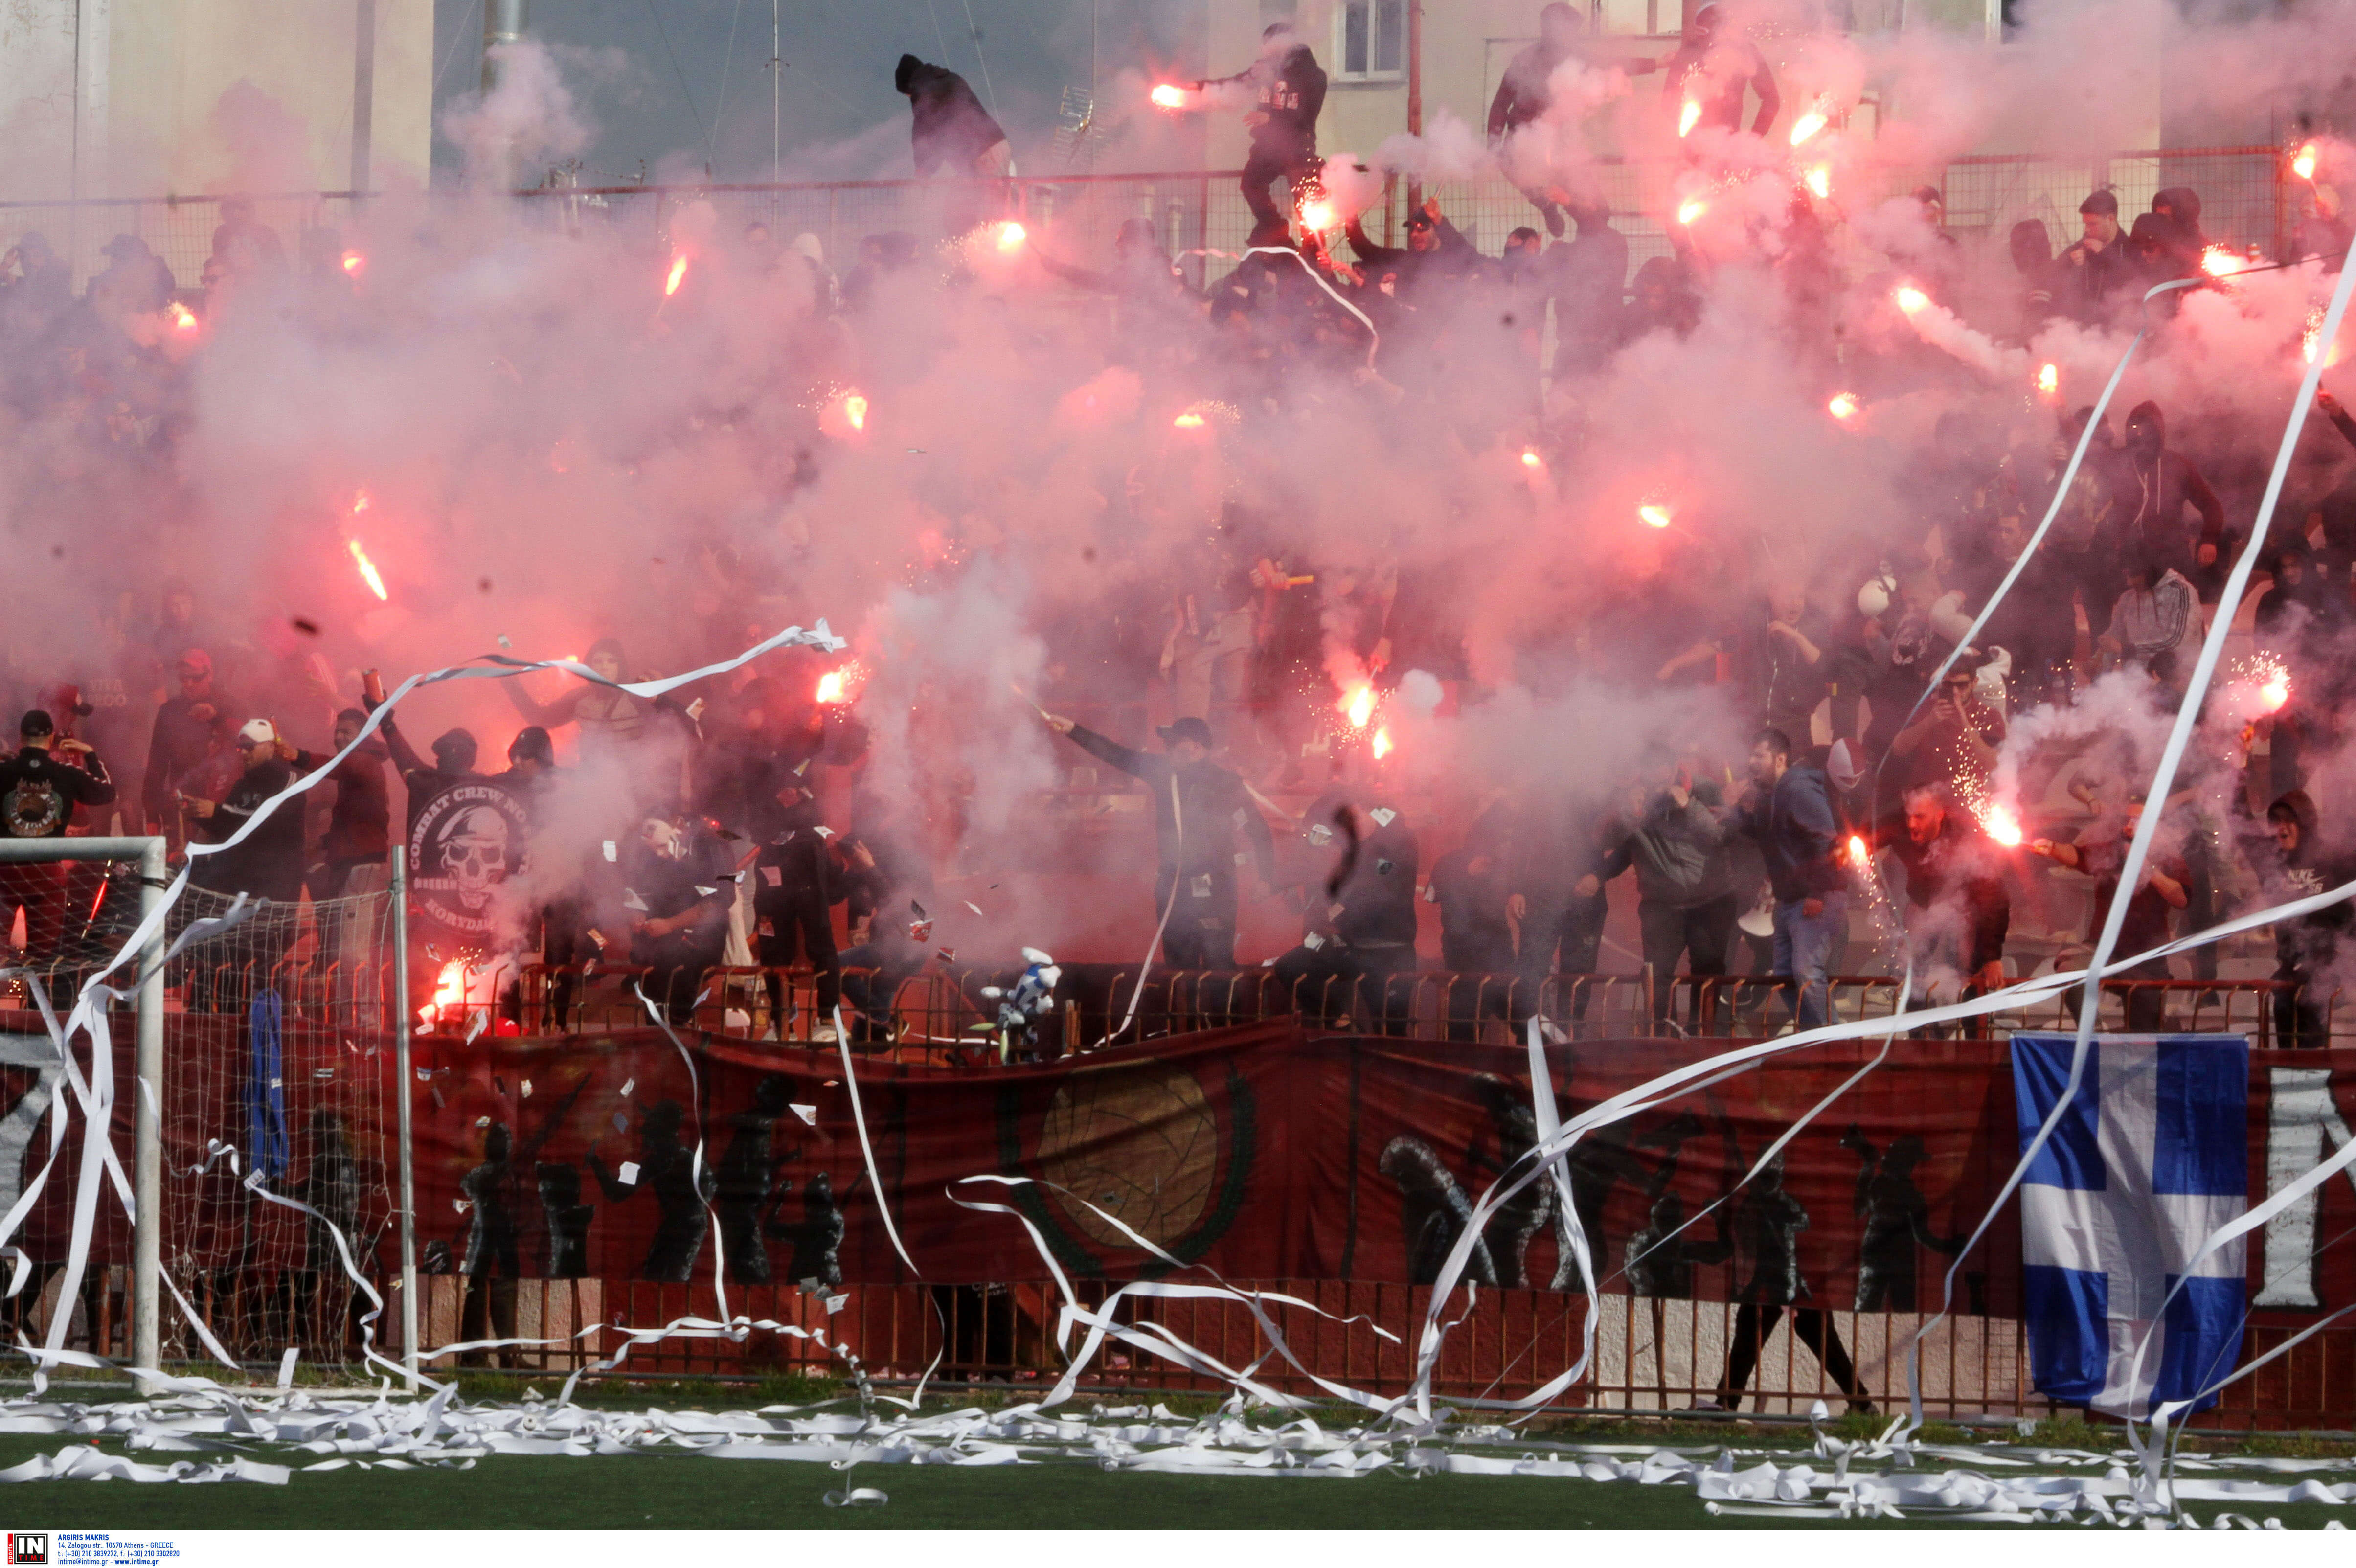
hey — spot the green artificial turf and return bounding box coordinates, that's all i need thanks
[0,1436,2345,1531]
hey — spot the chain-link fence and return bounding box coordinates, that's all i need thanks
[0,145,2313,299]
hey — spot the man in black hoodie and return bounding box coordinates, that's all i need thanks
[2119,400,2227,593]
[1487,4,1656,237]
[893,54,1009,179]
[1201,23,1327,234]
[1043,712,1276,971]
[182,719,309,905]
[1729,728,1846,1033]
[1272,795,1419,1031]
[751,774,843,1041]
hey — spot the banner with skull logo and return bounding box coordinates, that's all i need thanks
[407,778,532,956]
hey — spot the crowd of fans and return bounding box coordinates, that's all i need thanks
[4,9,2356,1051]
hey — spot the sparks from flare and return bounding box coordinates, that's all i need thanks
[1847,833,1870,866]
[1678,99,1701,137]
[2037,362,2059,396]
[1150,84,1187,109]
[1981,805,2024,848]
[1638,504,1672,530]
[347,539,388,601]
[1297,197,1337,233]
[2231,651,2292,713]
[2304,305,2329,365]
[2200,245,2243,278]
[1895,285,1929,314]
[1343,684,1376,730]
[2295,142,2319,182]
[995,221,1027,253]
[1790,107,1828,146]
[664,254,689,296]
[1827,392,1858,421]
[1370,726,1393,761]
[1804,165,1831,200]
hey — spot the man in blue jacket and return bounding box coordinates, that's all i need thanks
[1728,728,1846,1033]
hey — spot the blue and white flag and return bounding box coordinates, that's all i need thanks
[2011,1033,2248,1418]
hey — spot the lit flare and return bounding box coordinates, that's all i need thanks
[1520,448,1543,468]
[2037,362,2059,396]
[1790,110,1828,146]
[1895,285,1929,314]
[1678,100,1701,137]
[348,539,388,601]
[816,671,845,704]
[340,250,364,276]
[1981,806,2024,848]
[168,302,198,332]
[1151,84,1187,109]
[1173,410,1206,430]
[2295,142,2319,182]
[1298,198,1338,233]
[1638,504,1672,530]
[1676,198,1707,226]
[1803,164,1831,200]
[844,392,868,431]
[664,254,689,296]
[1847,834,1870,866]
[995,220,1027,253]
[2200,246,2242,278]
[1827,392,1858,421]
[1370,726,1394,761]
[1343,684,1376,730]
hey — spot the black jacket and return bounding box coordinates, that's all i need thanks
[192,757,307,902]
[1068,726,1277,889]
[0,745,115,838]
[1216,43,1325,156]
[297,740,388,865]
[895,55,1007,174]
[1871,814,2011,971]
[755,797,838,910]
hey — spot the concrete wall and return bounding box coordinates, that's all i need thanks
[0,0,433,200]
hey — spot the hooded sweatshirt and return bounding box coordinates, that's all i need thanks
[1732,762,1845,903]
[2120,401,2226,562]
[2249,790,2355,972]
[894,55,1007,175]
[1600,783,1733,909]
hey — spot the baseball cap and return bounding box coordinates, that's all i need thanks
[177,649,213,676]
[237,719,278,748]
[1156,716,1214,749]
[20,710,55,739]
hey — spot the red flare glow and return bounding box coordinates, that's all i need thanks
[340,250,364,275]
[1847,834,1869,866]
[1678,100,1701,137]
[2037,362,2059,396]
[815,671,845,704]
[843,392,868,431]
[168,302,198,332]
[995,221,1027,253]
[2295,142,2319,181]
[1151,84,1187,109]
[1173,410,1206,429]
[1827,392,1859,421]
[1370,726,1394,760]
[1895,285,1929,314]
[1520,448,1543,468]
[816,658,867,706]
[1790,109,1828,146]
[664,254,689,296]
[1803,165,1831,200]
[1638,504,1672,530]
[2262,677,2290,712]
[1982,806,2024,848]
[2201,246,2243,277]
[347,539,387,601]
[1676,198,1707,226]
[1342,684,1376,729]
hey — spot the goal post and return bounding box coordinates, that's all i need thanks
[0,834,168,1387]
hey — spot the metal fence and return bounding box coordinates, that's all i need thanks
[0,145,2314,299]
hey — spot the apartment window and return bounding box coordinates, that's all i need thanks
[1337,0,1406,79]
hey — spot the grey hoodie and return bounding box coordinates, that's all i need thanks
[1601,783,1734,909]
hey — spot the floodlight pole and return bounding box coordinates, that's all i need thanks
[390,845,419,1391]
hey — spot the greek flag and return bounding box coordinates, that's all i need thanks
[2012,1033,2249,1418]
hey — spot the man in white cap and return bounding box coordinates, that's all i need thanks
[181,718,312,905]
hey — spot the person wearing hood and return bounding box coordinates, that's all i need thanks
[750,773,844,1043]
[2097,553,2203,690]
[1427,801,1517,1041]
[1041,711,1275,971]
[1195,22,1327,234]
[893,54,1009,179]
[2241,790,2352,1048]
[1546,201,1631,374]
[371,700,483,840]
[1728,727,1846,1032]
[0,709,118,965]
[2117,400,2226,588]
[2150,187,2209,272]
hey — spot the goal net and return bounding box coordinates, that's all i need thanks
[0,851,402,1373]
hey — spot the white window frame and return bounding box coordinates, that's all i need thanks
[1332,0,1407,81]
